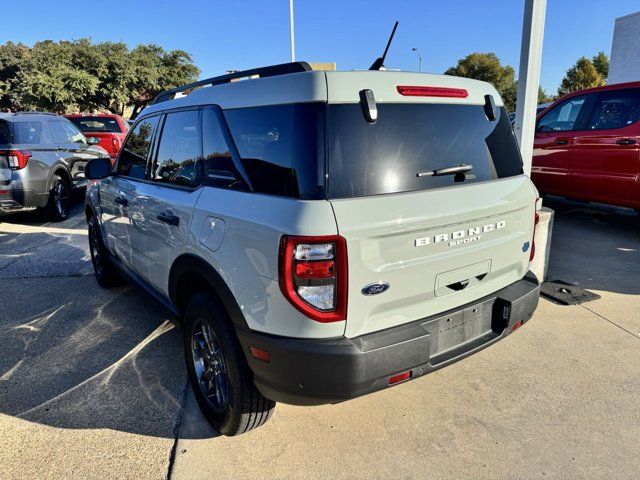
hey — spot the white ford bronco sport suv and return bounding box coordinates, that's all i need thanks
[84,61,540,436]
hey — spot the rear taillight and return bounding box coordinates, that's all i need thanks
[112,137,119,150]
[0,150,31,170]
[530,202,540,262]
[278,235,348,323]
[396,85,468,98]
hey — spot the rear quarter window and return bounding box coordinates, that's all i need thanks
[0,121,10,144]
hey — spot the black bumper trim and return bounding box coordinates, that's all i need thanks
[237,272,540,406]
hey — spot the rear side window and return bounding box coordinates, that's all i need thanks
[47,120,85,144]
[202,108,239,189]
[13,121,43,144]
[327,104,523,199]
[0,121,11,144]
[68,116,123,133]
[587,89,640,130]
[223,104,325,198]
[151,110,201,187]
[117,116,159,179]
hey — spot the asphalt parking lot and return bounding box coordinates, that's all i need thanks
[0,196,639,480]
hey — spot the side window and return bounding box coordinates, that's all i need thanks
[586,89,640,131]
[13,121,43,144]
[537,95,588,132]
[202,108,239,188]
[62,120,86,144]
[117,116,159,179]
[47,120,70,144]
[0,121,10,144]
[151,110,202,187]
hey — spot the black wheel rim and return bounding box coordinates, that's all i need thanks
[191,319,229,413]
[89,224,103,277]
[54,181,69,217]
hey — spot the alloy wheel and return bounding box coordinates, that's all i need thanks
[191,319,229,413]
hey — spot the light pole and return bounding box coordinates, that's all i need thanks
[289,0,295,62]
[412,47,422,72]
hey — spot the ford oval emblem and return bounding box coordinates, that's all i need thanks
[361,282,390,296]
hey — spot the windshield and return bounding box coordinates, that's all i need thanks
[68,116,122,133]
[327,104,523,199]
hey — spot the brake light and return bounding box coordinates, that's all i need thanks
[112,137,119,150]
[396,85,468,98]
[530,204,540,262]
[279,235,348,323]
[0,150,31,170]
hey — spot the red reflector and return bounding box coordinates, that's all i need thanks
[511,320,523,331]
[389,370,411,385]
[295,260,335,279]
[396,85,468,98]
[249,346,270,363]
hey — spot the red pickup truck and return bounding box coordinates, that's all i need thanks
[532,82,640,210]
[65,114,129,163]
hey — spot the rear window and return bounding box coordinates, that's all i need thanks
[68,116,123,133]
[223,104,325,199]
[13,121,43,145]
[327,104,523,198]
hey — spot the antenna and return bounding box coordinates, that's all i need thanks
[369,21,399,71]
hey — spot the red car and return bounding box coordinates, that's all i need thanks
[532,81,640,210]
[65,114,130,162]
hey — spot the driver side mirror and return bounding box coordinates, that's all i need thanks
[85,157,112,180]
[87,136,100,145]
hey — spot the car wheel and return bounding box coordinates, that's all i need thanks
[88,216,123,288]
[45,175,71,221]
[184,292,275,436]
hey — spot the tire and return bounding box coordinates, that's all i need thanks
[88,215,123,288]
[44,175,71,222]
[183,292,275,436]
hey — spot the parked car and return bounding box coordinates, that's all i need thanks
[508,102,552,125]
[0,111,109,221]
[84,62,540,436]
[65,113,129,162]
[532,81,640,209]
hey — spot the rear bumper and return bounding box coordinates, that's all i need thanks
[0,187,48,211]
[237,272,540,406]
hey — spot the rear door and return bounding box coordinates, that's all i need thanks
[126,108,203,294]
[325,102,537,338]
[569,88,640,208]
[101,115,160,267]
[531,94,589,196]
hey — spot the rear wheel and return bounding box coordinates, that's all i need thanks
[88,216,123,288]
[44,175,71,221]
[183,292,275,436]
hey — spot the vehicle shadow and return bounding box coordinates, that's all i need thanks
[0,252,214,440]
[544,196,640,295]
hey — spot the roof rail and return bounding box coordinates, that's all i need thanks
[14,111,57,116]
[151,61,313,105]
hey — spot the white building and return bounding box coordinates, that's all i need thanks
[609,11,640,84]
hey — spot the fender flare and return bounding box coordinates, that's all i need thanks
[168,254,248,329]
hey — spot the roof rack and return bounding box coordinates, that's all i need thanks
[13,111,57,116]
[151,61,313,105]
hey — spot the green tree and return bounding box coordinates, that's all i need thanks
[94,41,134,114]
[445,53,517,111]
[16,40,99,113]
[592,51,609,81]
[0,42,30,111]
[128,44,199,118]
[558,57,604,97]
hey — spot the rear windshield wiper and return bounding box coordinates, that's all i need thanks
[416,163,474,178]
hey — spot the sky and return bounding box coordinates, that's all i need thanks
[0,0,638,95]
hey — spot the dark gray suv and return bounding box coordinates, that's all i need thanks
[0,112,109,221]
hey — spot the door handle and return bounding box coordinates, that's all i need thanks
[616,138,637,146]
[555,139,569,145]
[114,196,128,207]
[157,212,180,227]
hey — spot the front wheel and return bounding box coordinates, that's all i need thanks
[88,216,123,288]
[44,175,71,221]
[183,293,275,436]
